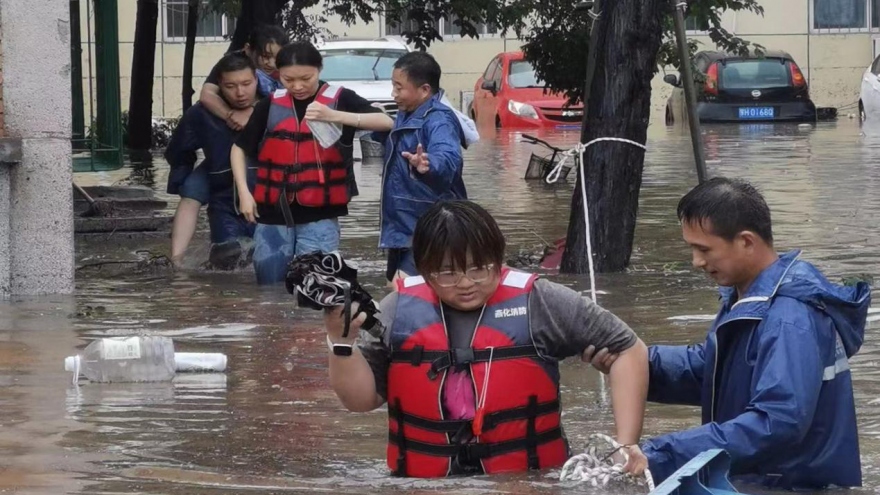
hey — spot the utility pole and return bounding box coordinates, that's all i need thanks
[670,0,708,183]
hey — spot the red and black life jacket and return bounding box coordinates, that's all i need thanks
[254,84,350,211]
[386,269,568,478]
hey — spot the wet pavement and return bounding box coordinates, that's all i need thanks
[2,120,880,494]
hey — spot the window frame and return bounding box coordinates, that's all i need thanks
[384,13,500,40]
[810,0,880,34]
[684,15,710,35]
[162,0,236,43]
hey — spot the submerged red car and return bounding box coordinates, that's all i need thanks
[471,51,583,129]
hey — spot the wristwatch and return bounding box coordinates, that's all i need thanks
[327,335,354,357]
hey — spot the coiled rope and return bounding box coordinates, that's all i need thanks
[559,433,655,490]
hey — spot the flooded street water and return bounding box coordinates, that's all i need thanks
[2,120,880,494]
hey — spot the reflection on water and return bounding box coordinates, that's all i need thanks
[2,121,880,493]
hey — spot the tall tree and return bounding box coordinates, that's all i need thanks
[182,0,200,112]
[558,0,664,273]
[515,0,763,273]
[127,0,159,150]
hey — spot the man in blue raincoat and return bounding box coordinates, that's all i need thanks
[592,177,870,489]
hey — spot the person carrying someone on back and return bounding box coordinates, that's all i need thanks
[589,177,870,489]
[230,41,394,284]
[379,52,468,284]
[323,200,650,478]
[166,52,259,268]
[200,25,288,131]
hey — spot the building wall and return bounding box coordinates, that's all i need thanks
[78,0,880,121]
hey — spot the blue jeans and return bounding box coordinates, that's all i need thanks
[206,190,255,244]
[253,219,341,285]
[178,165,211,204]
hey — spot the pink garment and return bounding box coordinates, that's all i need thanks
[442,370,477,420]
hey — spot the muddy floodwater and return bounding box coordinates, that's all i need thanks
[1,120,879,494]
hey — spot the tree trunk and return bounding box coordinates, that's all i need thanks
[182,0,199,112]
[560,0,666,274]
[227,0,286,53]
[127,0,159,150]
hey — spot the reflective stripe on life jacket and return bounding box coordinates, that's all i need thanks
[386,269,568,478]
[254,84,350,210]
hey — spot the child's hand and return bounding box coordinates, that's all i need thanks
[226,108,253,131]
[402,143,430,174]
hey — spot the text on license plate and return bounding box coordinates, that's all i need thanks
[738,107,775,119]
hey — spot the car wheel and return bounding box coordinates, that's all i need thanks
[665,106,674,126]
[859,100,866,122]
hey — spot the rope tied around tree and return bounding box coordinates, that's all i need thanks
[559,433,655,490]
[544,137,648,301]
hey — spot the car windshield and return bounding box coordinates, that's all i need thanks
[319,49,408,81]
[508,60,543,88]
[720,59,791,89]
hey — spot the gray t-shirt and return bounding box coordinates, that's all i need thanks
[359,278,637,400]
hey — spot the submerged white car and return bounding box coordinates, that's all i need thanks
[860,54,880,121]
[316,37,411,118]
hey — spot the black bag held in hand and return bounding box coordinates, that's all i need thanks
[285,251,380,338]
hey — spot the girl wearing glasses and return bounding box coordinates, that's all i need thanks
[323,200,649,478]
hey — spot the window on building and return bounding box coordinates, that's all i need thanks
[685,16,710,33]
[385,12,440,36]
[441,14,498,37]
[813,0,880,31]
[385,12,497,38]
[164,0,236,42]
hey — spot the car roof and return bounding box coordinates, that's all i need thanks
[316,37,410,52]
[698,49,794,62]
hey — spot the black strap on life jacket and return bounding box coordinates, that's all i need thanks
[526,395,540,469]
[390,345,540,380]
[387,426,563,461]
[394,397,407,477]
[387,398,560,434]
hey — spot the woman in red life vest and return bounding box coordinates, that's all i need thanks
[230,41,394,284]
[323,200,650,478]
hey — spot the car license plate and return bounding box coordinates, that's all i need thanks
[738,107,775,119]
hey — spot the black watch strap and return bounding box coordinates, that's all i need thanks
[327,335,354,356]
[332,344,354,356]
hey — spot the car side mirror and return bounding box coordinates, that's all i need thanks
[481,80,498,93]
[663,74,680,87]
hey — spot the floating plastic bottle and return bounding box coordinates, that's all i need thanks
[63,336,227,384]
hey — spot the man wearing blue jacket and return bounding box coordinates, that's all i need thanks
[641,177,870,489]
[378,51,468,283]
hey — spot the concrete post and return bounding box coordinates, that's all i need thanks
[0,0,74,296]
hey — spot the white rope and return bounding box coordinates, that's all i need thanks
[559,433,655,490]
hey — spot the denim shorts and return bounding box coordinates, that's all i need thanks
[178,165,211,205]
[252,218,341,285]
